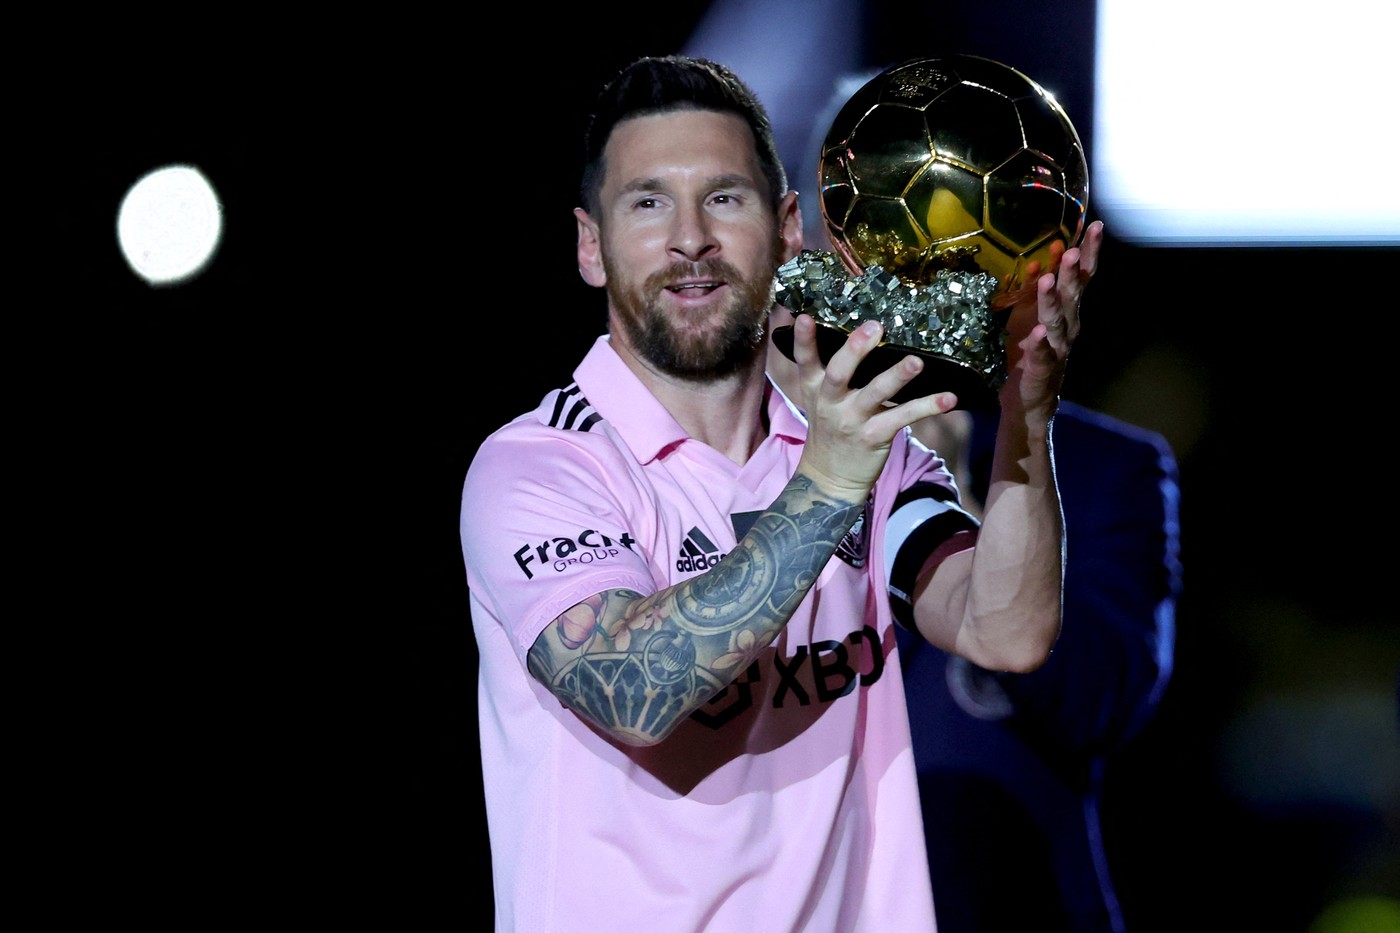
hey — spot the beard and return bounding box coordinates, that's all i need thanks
[604,252,776,380]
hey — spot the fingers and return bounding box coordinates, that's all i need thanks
[1035,220,1105,355]
[792,314,892,403]
[1037,273,1072,357]
[1078,219,1105,278]
[1061,222,1102,288]
[818,318,885,393]
[791,313,956,418]
[790,311,822,368]
[859,352,959,424]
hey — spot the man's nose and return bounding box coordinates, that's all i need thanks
[667,204,719,261]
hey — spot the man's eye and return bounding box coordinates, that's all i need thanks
[635,197,659,210]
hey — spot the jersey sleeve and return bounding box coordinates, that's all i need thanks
[880,429,980,630]
[460,420,659,661]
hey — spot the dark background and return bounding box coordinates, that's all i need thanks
[31,2,1396,928]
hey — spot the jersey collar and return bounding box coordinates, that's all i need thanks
[574,335,808,464]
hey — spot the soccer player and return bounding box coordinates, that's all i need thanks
[460,54,1103,930]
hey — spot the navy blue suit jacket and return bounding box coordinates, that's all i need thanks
[898,400,1181,933]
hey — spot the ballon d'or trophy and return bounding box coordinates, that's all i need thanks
[772,54,1089,408]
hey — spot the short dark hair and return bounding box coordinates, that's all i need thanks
[579,55,788,216]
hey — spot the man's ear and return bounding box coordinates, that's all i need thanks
[778,191,804,263]
[575,207,607,287]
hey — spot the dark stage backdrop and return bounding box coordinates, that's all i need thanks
[31,4,1397,930]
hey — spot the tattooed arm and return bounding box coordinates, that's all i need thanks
[527,472,864,747]
[528,315,960,746]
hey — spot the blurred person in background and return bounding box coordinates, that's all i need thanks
[769,311,1182,932]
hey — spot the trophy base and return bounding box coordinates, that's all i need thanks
[771,321,999,411]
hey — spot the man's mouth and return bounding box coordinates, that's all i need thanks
[666,281,723,297]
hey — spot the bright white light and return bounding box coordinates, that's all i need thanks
[117,165,223,283]
[1094,0,1400,245]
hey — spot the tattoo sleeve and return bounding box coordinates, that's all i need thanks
[527,472,866,746]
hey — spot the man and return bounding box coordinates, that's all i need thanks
[460,54,1103,931]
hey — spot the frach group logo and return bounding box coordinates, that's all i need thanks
[514,528,637,579]
[676,526,726,573]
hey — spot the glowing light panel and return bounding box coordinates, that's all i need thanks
[1093,0,1400,245]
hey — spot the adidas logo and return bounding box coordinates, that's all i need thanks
[676,526,726,573]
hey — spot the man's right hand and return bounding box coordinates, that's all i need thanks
[788,312,957,503]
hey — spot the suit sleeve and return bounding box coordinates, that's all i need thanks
[982,406,1182,758]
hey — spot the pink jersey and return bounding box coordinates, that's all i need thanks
[461,335,965,932]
